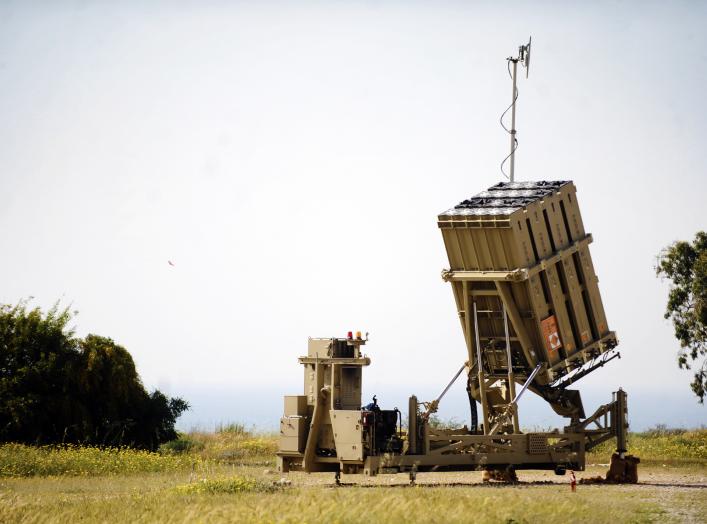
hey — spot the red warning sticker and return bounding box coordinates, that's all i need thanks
[541,315,562,355]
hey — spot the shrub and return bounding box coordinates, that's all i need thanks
[215,422,251,436]
[587,427,707,462]
[180,427,278,465]
[175,475,278,495]
[427,416,463,430]
[238,438,278,455]
[160,435,204,455]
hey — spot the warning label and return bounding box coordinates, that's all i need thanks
[541,315,562,355]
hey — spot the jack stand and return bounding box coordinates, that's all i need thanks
[409,464,417,486]
[579,453,640,485]
[606,453,640,483]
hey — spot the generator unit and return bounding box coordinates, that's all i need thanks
[278,335,402,474]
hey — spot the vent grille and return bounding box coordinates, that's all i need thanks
[527,434,548,454]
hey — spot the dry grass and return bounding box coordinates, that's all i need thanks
[0,469,680,524]
[0,426,704,523]
[164,425,278,466]
[174,475,278,495]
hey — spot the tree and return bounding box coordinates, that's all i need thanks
[78,334,153,446]
[656,231,707,402]
[0,301,189,448]
[0,301,82,444]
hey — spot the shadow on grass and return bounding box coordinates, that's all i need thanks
[325,480,557,489]
[323,480,707,489]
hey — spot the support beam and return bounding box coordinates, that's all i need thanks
[473,301,490,434]
[440,235,593,283]
[614,389,628,454]
[303,383,329,472]
[408,395,419,455]
[503,305,520,433]
[495,281,537,368]
[524,234,593,279]
[443,269,528,283]
[462,281,474,364]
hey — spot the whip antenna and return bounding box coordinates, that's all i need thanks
[500,36,532,182]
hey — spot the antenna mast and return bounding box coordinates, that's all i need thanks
[503,37,532,183]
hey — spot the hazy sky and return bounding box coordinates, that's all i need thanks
[1,1,705,430]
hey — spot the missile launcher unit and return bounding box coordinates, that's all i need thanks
[276,181,636,482]
[276,41,637,483]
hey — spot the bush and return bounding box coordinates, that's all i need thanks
[238,438,278,455]
[215,422,251,435]
[160,435,205,455]
[427,416,464,430]
[180,426,278,465]
[642,424,690,437]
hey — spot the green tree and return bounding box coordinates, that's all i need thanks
[0,301,188,448]
[78,335,152,446]
[656,231,707,402]
[0,301,83,443]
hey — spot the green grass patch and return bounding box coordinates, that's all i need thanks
[0,444,201,477]
[587,427,707,464]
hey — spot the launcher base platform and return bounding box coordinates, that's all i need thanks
[276,337,632,480]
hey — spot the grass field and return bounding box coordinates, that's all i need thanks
[0,427,705,523]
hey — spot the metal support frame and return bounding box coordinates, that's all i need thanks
[424,362,468,419]
[280,346,630,477]
[503,304,520,433]
[614,389,628,454]
[281,387,629,474]
[495,282,537,368]
[489,363,542,435]
[503,38,530,182]
[473,300,490,434]
[508,58,518,182]
[441,235,593,284]
[303,384,329,472]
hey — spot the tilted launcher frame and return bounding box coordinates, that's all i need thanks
[438,180,619,431]
[277,181,634,480]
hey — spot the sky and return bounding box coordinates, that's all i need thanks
[0,1,705,431]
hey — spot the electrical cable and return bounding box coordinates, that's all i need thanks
[500,138,518,181]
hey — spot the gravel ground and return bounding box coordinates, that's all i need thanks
[278,464,707,522]
[284,465,706,488]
